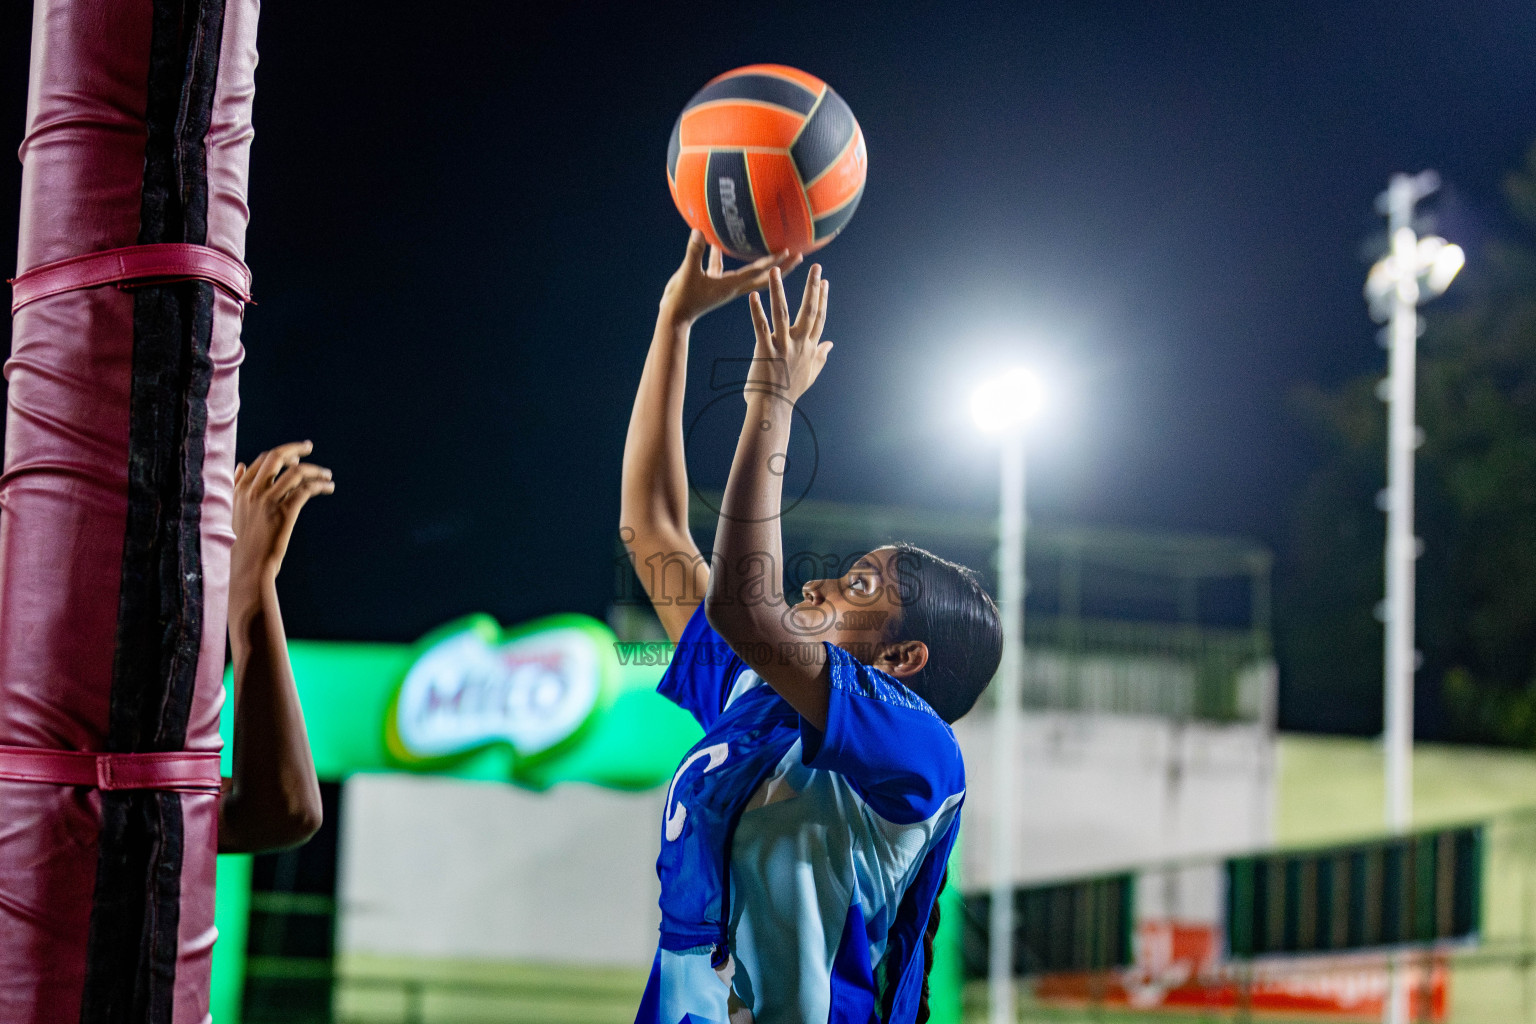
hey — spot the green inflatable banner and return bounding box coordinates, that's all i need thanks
[224,614,700,790]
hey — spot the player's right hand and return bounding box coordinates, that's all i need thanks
[747,263,830,403]
[659,229,801,324]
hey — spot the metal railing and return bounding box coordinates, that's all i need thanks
[955,812,1536,1023]
[992,615,1274,724]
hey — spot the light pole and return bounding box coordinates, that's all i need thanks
[1364,171,1463,1024]
[972,367,1046,1024]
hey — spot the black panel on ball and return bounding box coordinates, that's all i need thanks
[685,73,819,117]
[705,151,768,258]
[667,114,682,181]
[791,88,856,185]
[812,183,864,242]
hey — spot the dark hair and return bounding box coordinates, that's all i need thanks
[876,868,949,1024]
[884,542,1002,724]
[868,545,996,1021]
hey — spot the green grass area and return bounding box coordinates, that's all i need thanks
[957,982,1366,1024]
[1004,1012,1353,1024]
[1276,735,1536,846]
[331,954,647,1024]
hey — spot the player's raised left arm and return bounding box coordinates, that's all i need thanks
[704,265,834,728]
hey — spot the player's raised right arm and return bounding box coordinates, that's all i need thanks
[621,231,799,642]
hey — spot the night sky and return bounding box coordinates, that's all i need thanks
[3,2,1535,730]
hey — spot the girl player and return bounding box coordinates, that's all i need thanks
[622,233,1002,1024]
[218,441,333,853]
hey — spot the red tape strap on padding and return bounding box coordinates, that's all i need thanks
[0,745,223,793]
[7,242,253,314]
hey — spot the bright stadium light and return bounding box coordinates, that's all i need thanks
[1364,188,1464,324]
[971,366,1047,433]
[1425,240,1465,296]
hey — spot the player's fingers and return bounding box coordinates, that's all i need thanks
[280,476,336,517]
[773,250,803,274]
[683,229,706,269]
[748,291,772,346]
[271,462,331,502]
[811,280,830,341]
[264,451,309,492]
[738,251,780,273]
[804,271,827,339]
[267,468,328,513]
[735,270,775,295]
[795,264,821,327]
[738,253,798,290]
[258,441,315,488]
[233,462,247,487]
[769,267,790,336]
[245,450,284,495]
[746,249,798,272]
[708,245,724,277]
[726,250,795,288]
[733,265,791,300]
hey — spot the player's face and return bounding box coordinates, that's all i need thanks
[789,546,925,677]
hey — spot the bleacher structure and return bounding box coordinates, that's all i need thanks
[655,491,1277,723]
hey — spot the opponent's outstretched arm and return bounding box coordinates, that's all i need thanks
[621,231,798,642]
[218,441,332,854]
[705,265,834,727]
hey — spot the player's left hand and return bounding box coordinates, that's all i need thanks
[747,263,831,402]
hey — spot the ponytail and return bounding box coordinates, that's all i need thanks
[879,867,948,1024]
[916,868,947,1024]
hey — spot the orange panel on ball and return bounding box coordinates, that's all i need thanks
[805,124,867,215]
[745,152,813,254]
[711,63,827,96]
[680,102,806,150]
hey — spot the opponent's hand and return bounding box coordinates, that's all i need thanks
[747,263,831,402]
[230,441,335,601]
[660,229,802,324]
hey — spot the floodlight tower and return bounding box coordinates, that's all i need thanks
[971,367,1046,1024]
[1364,171,1464,1024]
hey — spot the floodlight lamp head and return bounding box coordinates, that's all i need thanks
[1425,242,1464,296]
[1364,235,1463,319]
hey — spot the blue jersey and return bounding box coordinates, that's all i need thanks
[636,605,965,1024]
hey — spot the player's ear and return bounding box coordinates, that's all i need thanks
[877,640,928,679]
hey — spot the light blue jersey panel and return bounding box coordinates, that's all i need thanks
[726,698,963,1023]
[651,947,733,1024]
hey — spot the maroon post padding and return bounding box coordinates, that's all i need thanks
[0,746,223,792]
[0,1,257,1020]
[9,242,254,313]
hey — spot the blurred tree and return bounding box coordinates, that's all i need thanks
[1279,142,1536,743]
